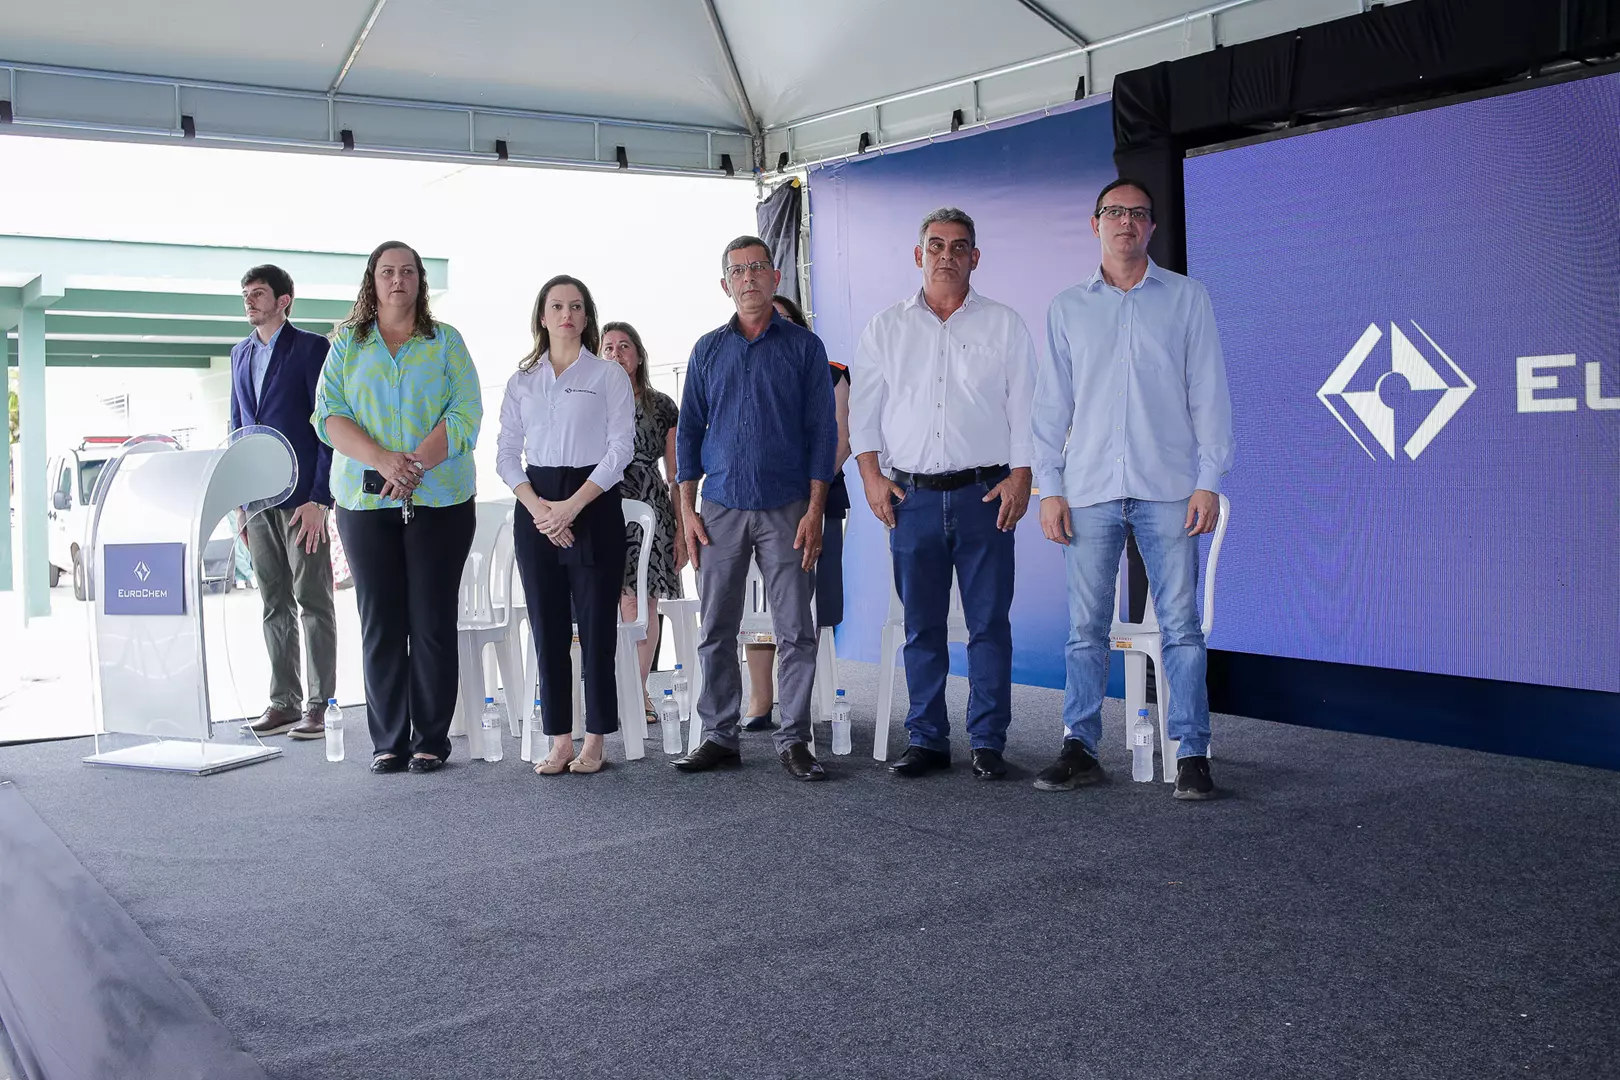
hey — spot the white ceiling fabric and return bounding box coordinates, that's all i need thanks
[0,0,1400,175]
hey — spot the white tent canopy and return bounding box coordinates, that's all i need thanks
[0,0,1392,177]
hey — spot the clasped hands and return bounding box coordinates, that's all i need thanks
[529,497,578,549]
[375,449,427,502]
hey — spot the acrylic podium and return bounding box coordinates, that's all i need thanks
[83,428,297,775]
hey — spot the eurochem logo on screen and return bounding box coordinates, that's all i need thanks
[1317,321,1475,461]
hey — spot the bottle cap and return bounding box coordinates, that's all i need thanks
[836,689,846,696]
[664,688,673,695]
[485,697,494,703]
[328,698,337,704]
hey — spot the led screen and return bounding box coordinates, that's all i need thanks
[1185,71,1620,692]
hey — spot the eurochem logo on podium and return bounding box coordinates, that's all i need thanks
[1317,321,1476,462]
[104,543,186,616]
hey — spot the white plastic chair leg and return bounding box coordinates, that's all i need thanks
[616,628,647,761]
[456,635,486,760]
[569,640,585,741]
[813,626,839,723]
[873,622,901,760]
[1147,644,1180,783]
[495,634,527,736]
[1122,649,1148,751]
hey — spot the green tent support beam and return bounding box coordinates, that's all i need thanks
[39,314,337,339]
[17,275,65,622]
[0,306,15,594]
[54,289,356,321]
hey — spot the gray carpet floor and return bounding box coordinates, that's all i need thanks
[2,660,1617,1080]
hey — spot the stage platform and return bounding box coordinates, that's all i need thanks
[1,661,1617,1080]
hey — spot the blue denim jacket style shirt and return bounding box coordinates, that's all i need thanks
[675,313,837,511]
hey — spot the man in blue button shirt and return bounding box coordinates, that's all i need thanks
[674,235,838,782]
[1031,179,1234,800]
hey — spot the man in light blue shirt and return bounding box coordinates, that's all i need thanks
[248,320,282,405]
[1031,178,1233,800]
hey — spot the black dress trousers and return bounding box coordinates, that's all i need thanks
[513,465,626,737]
[336,498,476,760]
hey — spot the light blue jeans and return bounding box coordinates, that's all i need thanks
[1061,498,1210,759]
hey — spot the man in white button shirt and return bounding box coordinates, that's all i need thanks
[850,207,1036,780]
[1031,178,1234,800]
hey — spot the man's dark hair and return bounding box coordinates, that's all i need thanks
[241,264,295,313]
[721,235,773,273]
[1094,178,1155,219]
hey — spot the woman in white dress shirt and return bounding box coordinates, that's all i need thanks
[496,275,635,775]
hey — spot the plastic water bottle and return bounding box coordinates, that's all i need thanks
[831,689,852,756]
[1131,707,1154,782]
[324,698,344,762]
[660,689,683,754]
[526,699,543,761]
[481,697,504,762]
[672,663,691,720]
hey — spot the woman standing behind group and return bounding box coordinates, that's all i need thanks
[496,276,635,776]
[314,240,483,773]
[600,322,685,726]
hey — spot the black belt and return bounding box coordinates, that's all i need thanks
[892,465,1008,492]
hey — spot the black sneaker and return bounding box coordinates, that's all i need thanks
[1032,740,1104,791]
[1173,756,1216,800]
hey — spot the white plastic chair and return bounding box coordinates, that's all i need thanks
[721,556,839,754]
[661,597,704,750]
[873,578,968,761]
[452,499,527,761]
[534,499,655,762]
[1110,493,1230,782]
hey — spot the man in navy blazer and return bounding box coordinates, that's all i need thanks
[232,264,337,740]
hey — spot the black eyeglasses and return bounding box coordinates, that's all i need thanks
[1097,205,1153,223]
[725,260,773,280]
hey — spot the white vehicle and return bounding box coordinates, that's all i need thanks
[46,436,125,600]
[46,435,241,600]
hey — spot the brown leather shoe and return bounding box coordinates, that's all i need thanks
[243,706,299,737]
[287,706,327,740]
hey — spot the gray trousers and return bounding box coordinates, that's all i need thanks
[696,500,817,752]
[245,506,337,713]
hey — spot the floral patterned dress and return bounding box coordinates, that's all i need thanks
[620,389,682,599]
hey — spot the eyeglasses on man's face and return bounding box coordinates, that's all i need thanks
[725,260,774,280]
[1097,205,1153,223]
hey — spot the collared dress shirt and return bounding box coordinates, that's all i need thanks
[312,321,483,510]
[848,287,1036,476]
[495,348,635,494]
[1033,260,1234,508]
[248,322,283,405]
[675,312,837,511]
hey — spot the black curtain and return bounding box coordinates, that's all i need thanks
[755,179,802,304]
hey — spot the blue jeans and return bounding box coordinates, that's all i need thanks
[1062,498,1210,759]
[890,471,1016,754]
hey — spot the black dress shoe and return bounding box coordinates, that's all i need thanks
[407,755,446,773]
[778,741,827,781]
[370,754,407,774]
[741,708,776,733]
[888,745,951,777]
[672,740,742,772]
[970,748,1008,779]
